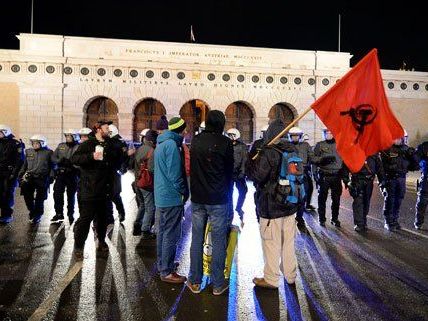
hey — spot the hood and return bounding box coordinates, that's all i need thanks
[157,130,183,146]
[205,110,226,134]
[264,119,286,143]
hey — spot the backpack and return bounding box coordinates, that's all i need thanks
[276,151,305,204]
[136,148,154,190]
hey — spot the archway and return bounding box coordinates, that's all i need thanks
[179,99,210,142]
[84,96,119,129]
[133,98,166,141]
[268,103,297,127]
[225,101,254,144]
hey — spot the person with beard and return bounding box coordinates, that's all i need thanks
[246,119,299,289]
[313,128,349,227]
[71,121,122,259]
[186,110,234,295]
[0,125,24,224]
[50,129,80,225]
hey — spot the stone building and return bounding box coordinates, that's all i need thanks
[0,33,427,147]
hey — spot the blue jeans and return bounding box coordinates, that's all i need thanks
[189,202,229,288]
[134,188,155,232]
[157,206,183,277]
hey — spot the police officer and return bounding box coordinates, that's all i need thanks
[0,125,24,224]
[288,127,316,228]
[71,120,122,258]
[51,129,80,224]
[349,154,385,232]
[248,125,269,221]
[415,140,428,229]
[18,135,54,224]
[227,128,248,225]
[314,128,349,227]
[78,127,92,143]
[380,132,418,230]
[108,124,128,222]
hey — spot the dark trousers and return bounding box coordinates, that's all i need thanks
[415,176,428,226]
[383,176,406,226]
[0,176,17,217]
[233,178,248,214]
[304,170,314,208]
[21,178,49,218]
[53,173,78,218]
[296,172,312,222]
[74,199,109,249]
[318,175,342,222]
[352,180,374,228]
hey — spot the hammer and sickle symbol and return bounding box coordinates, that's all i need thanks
[340,104,377,143]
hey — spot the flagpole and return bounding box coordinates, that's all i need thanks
[31,0,34,34]
[251,106,313,160]
[338,14,341,52]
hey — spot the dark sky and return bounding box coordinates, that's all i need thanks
[0,0,426,71]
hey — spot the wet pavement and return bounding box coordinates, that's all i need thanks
[1,173,428,321]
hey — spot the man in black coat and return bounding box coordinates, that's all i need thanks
[71,121,122,259]
[186,110,234,295]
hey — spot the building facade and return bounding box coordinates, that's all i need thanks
[0,33,427,147]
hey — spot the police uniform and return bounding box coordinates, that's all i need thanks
[380,143,418,229]
[0,135,24,222]
[415,141,428,229]
[292,141,316,225]
[314,139,349,226]
[18,147,54,222]
[52,141,79,222]
[350,154,385,231]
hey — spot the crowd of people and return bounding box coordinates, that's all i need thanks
[0,110,427,294]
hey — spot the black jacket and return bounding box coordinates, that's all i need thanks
[71,137,122,201]
[190,110,234,205]
[380,144,418,178]
[246,120,299,219]
[232,140,248,179]
[0,135,24,179]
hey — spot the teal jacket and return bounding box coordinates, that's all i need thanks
[154,130,188,207]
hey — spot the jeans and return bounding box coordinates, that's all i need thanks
[134,188,155,232]
[189,202,229,288]
[157,206,183,277]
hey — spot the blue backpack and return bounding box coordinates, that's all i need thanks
[278,151,305,204]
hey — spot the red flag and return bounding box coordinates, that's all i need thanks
[311,49,404,173]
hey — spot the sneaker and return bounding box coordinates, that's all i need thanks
[252,277,278,289]
[185,280,202,294]
[331,219,341,227]
[160,272,187,284]
[0,216,14,224]
[141,231,156,240]
[51,214,64,223]
[213,281,230,296]
[306,205,317,212]
[319,221,326,227]
[32,215,42,224]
